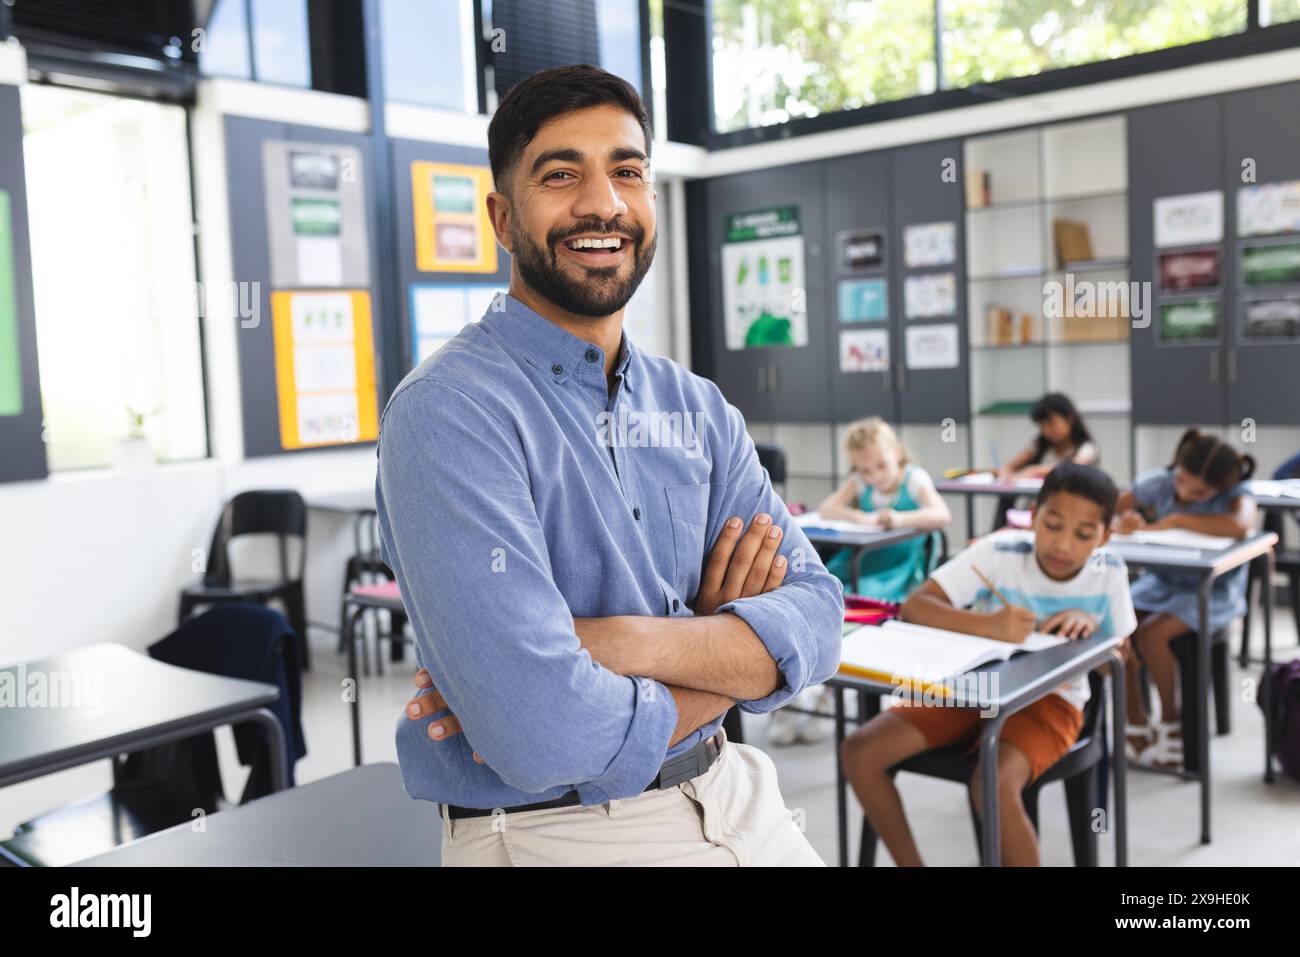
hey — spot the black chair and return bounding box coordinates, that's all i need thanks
[755,443,787,497]
[1169,629,1233,772]
[337,549,408,666]
[857,671,1109,866]
[179,490,310,669]
[1240,508,1300,666]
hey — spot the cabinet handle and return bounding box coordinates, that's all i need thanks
[1227,349,1237,385]
[896,360,906,393]
[882,363,893,392]
[1208,352,1219,386]
[757,364,767,393]
[770,363,779,394]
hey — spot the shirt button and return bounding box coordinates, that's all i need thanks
[584,347,599,363]
[672,599,680,612]
[551,363,563,375]
[633,507,641,521]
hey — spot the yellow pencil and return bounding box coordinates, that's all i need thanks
[972,566,1011,608]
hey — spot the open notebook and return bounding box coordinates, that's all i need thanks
[839,619,1065,693]
[1110,528,1236,551]
[794,511,881,534]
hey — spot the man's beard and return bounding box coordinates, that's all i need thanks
[511,218,657,318]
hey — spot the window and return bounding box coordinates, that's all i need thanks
[709,0,1262,136]
[21,86,208,471]
[711,0,937,134]
[380,0,476,111]
[199,0,312,89]
[1261,0,1300,24]
[942,0,1246,90]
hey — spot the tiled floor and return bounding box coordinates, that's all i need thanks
[4,614,1298,866]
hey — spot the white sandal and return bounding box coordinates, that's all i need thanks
[1137,720,1184,769]
[1125,722,1154,762]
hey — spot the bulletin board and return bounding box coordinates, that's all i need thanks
[411,160,497,273]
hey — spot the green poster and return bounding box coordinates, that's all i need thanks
[0,191,21,417]
[291,197,342,236]
[432,174,476,214]
[721,206,807,350]
[1242,241,1300,286]
[1159,298,1220,342]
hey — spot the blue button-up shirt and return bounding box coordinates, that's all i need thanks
[376,293,843,808]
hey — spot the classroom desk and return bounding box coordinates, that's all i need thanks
[1107,531,1279,844]
[828,630,1128,867]
[1244,479,1300,512]
[72,763,440,866]
[934,476,1044,538]
[0,643,288,793]
[799,524,927,585]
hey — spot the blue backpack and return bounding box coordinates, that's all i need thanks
[1260,659,1300,784]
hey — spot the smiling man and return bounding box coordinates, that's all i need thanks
[375,65,843,866]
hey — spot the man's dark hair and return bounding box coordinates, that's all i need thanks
[487,64,652,195]
[1037,462,1119,524]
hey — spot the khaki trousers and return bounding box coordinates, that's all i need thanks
[439,732,825,867]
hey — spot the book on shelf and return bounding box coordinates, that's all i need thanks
[966,167,991,208]
[1053,219,1094,268]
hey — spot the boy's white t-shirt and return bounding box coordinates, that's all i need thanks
[930,529,1137,710]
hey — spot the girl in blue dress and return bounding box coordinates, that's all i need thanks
[819,418,952,601]
[1115,429,1257,769]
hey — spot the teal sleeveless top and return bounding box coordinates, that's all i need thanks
[824,464,935,602]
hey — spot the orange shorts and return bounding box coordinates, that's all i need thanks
[889,694,1084,783]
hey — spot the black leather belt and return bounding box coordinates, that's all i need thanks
[442,730,725,821]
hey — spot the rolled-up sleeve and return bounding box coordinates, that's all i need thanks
[376,378,678,801]
[710,403,845,713]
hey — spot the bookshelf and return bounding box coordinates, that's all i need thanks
[964,115,1133,484]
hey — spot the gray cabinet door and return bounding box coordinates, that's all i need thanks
[825,150,896,425]
[703,160,831,422]
[1223,81,1300,426]
[1128,97,1228,426]
[891,138,969,426]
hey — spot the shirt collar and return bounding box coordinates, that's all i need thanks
[482,293,636,393]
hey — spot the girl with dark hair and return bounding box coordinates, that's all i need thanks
[997,393,1099,481]
[1114,429,1258,769]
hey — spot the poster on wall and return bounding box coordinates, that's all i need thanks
[271,290,379,449]
[1238,181,1300,237]
[0,191,21,418]
[721,206,807,349]
[904,272,956,318]
[1153,191,1223,248]
[837,229,884,271]
[1157,248,1221,292]
[411,161,498,273]
[263,141,370,288]
[1241,241,1300,286]
[904,222,956,268]
[1241,298,1300,341]
[410,283,504,364]
[839,329,889,373]
[838,279,887,322]
[1158,298,1220,343]
[905,323,959,370]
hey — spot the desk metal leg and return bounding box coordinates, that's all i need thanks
[1197,577,1212,845]
[1109,650,1128,867]
[248,707,290,792]
[850,547,866,590]
[834,684,847,868]
[977,717,1007,866]
[1264,550,1276,783]
[346,604,364,767]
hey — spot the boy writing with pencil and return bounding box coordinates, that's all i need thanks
[842,462,1136,866]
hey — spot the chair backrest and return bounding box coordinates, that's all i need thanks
[205,490,307,585]
[755,443,787,487]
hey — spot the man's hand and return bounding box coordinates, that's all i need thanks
[984,604,1038,644]
[1040,609,1098,640]
[404,668,486,764]
[693,513,787,616]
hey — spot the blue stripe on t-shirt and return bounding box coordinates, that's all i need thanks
[971,586,1116,636]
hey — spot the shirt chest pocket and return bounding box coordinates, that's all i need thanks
[664,483,711,603]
